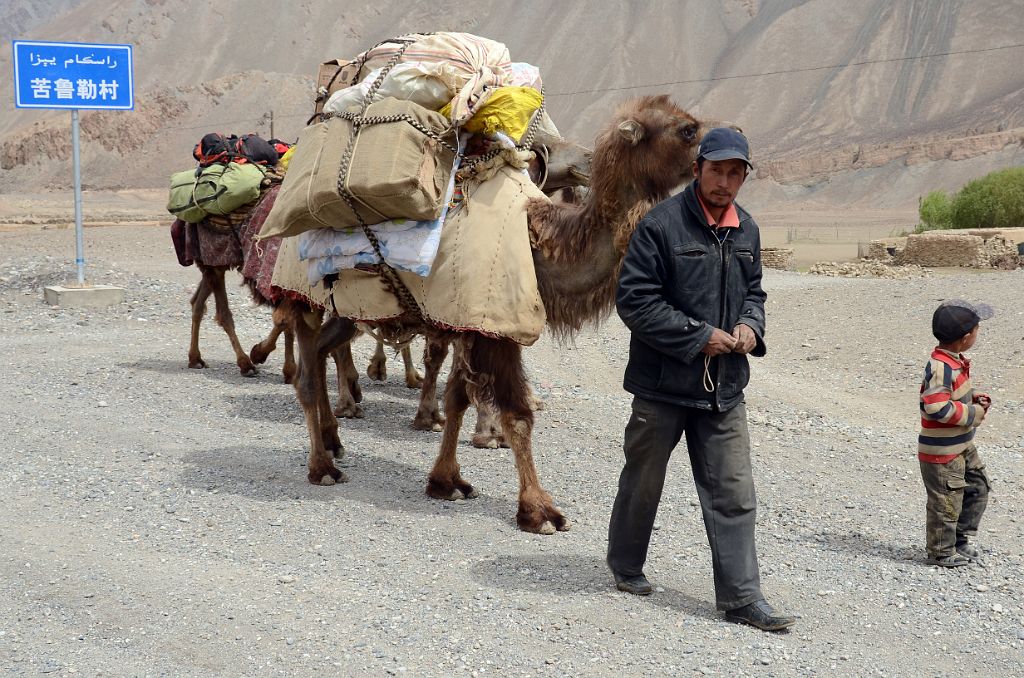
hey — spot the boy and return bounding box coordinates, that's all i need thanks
[918,299,994,567]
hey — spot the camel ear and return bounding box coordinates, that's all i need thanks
[618,120,644,145]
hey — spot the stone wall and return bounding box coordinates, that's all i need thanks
[895,233,985,267]
[761,247,793,270]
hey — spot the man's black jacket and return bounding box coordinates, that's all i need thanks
[616,181,767,412]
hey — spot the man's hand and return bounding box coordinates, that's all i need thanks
[731,323,757,354]
[701,328,737,356]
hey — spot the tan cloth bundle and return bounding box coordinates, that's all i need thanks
[258,98,457,240]
[271,167,548,346]
[314,32,513,125]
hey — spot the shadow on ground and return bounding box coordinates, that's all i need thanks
[179,445,517,527]
[470,552,721,622]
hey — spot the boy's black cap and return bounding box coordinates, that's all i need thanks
[932,299,994,342]
[697,127,753,169]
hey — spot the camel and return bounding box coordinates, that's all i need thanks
[179,135,591,426]
[287,95,710,534]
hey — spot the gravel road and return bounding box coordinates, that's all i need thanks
[2,223,1022,676]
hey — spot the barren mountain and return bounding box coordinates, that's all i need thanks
[1,0,1022,208]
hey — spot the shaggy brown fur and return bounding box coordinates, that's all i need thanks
[529,95,702,340]
[288,96,707,535]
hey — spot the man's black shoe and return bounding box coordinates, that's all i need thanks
[725,600,796,631]
[612,571,653,596]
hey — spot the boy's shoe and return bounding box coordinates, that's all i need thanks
[927,553,970,568]
[956,541,982,562]
[611,571,653,596]
[725,600,797,632]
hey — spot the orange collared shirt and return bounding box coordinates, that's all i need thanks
[696,192,740,229]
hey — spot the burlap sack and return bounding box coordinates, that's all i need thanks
[258,98,457,240]
[272,166,547,346]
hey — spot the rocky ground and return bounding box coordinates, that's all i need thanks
[1,223,1023,677]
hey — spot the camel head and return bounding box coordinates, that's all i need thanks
[592,94,702,208]
[529,138,593,192]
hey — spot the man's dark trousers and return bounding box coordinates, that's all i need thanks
[607,396,762,611]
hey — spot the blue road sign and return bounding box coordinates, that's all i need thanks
[13,40,133,110]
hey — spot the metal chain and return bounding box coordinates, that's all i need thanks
[327,110,460,155]
[333,40,427,323]
[324,35,547,324]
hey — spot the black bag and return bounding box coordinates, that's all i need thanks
[193,133,238,166]
[235,134,279,165]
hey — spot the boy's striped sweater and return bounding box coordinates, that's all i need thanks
[919,348,985,462]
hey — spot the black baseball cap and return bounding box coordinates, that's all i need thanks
[697,127,752,169]
[932,299,994,342]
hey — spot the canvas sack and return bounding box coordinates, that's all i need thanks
[258,97,456,240]
[167,162,264,223]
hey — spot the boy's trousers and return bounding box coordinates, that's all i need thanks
[919,444,990,557]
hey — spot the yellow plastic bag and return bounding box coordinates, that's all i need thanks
[277,146,295,173]
[443,86,543,141]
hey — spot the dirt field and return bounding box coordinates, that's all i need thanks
[2,219,1023,676]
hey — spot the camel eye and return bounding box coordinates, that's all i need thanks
[680,125,697,141]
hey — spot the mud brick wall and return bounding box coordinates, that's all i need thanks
[896,233,984,267]
[865,240,891,260]
[761,247,794,270]
[981,235,1021,270]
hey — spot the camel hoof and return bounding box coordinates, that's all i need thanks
[536,521,556,535]
[188,358,207,369]
[240,365,258,378]
[249,345,269,365]
[412,413,444,432]
[471,434,503,449]
[332,444,346,460]
[367,359,387,382]
[309,467,347,485]
[426,478,477,501]
[405,373,424,389]
[283,372,294,385]
[335,404,364,419]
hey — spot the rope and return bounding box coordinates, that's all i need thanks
[330,39,430,324]
[703,355,715,392]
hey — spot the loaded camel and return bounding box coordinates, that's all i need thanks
[179,136,591,425]
[287,95,711,534]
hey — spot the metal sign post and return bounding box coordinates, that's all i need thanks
[13,40,133,306]
[72,108,84,285]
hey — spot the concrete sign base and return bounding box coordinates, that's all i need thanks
[44,284,125,308]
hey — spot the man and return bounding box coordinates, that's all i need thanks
[607,127,795,632]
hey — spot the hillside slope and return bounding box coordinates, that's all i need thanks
[1,0,1022,207]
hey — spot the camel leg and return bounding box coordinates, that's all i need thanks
[426,338,477,500]
[282,324,296,384]
[472,383,544,447]
[332,341,364,419]
[367,336,387,381]
[291,311,357,484]
[208,266,257,377]
[486,336,569,534]
[250,303,296,382]
[472,401,509,449]
[402,344,424,388]
[187,265,215,369]
[412,334,449,432]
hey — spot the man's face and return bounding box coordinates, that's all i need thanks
[693,158,748,208]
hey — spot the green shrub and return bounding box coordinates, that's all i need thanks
[949,166,1024,230]
[917,190,953,232]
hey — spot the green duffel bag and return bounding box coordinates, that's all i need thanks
[167,162,265,223]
